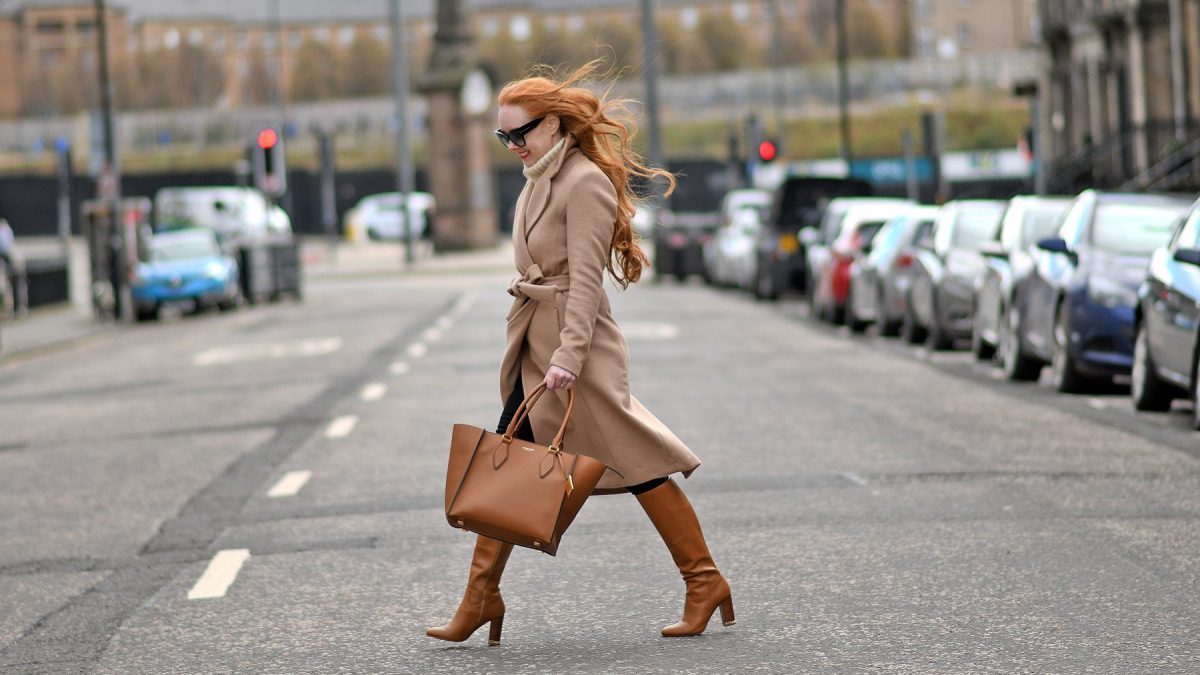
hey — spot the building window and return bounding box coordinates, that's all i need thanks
[480,17,499,37]
[509,15,531,41]
[914,0,932,20]
[188,28,205,47]
[237,30,249,50]
[315,27,330,43]
[680,7,700,31]
[338,26,355,46]
[566,14,584,33]
[126,35,139,51]
[212,32,226,50]
[289,29,302,49]
[373,25,389,41]
[265,31,278,51]
[77,20,95,36]
[731,2,751,24]
[37,20,66,34]
[957,22,970,49]
[165,29,181,50]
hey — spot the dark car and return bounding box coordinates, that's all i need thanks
[848,205,940,335]
[653,210,719,282]
[752,177,872,300]
[1004,190,1190,391]
[1130,200,1200,429]
[905,200,1007,348]
[974,196,1073,360]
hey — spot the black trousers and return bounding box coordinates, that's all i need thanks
[497,376,666,496]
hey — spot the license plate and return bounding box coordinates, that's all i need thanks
[668,233,688,248]
[778,235,798,254]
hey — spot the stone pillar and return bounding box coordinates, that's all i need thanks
[418,0,499,251]
[1127,11,1150,172]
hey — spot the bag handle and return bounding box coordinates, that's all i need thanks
[500,381,575,452]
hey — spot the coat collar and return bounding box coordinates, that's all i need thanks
[521,134,578,241]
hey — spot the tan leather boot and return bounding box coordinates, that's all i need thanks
[635,479,735,637]
[426,535,514,645]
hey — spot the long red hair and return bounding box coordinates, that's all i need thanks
[497,61,675,288]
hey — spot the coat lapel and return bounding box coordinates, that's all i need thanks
[524,135,577,241]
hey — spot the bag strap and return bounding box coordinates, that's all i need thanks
[501,381,575,451]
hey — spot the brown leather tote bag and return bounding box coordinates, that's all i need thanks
[444,383,608,555]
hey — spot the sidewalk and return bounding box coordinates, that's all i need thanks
[0,236,515,365]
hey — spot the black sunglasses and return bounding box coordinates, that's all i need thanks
[495,117,545,148]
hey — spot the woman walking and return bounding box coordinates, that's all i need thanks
[427,63,733,645]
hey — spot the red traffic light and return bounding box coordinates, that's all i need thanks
[757,139,778,162]
[257,128,278,149]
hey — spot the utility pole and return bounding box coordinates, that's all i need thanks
[640,0,667,198]
[389,0,417,266]
[767,0,786,154]
[94,0,130,322]
[1168,0,1187,141]
[835,0,852,165]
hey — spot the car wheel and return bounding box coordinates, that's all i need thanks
[1131,324,1173,411]
[806,275,821,318]
[135,304,160,322]
[900,307,927,344]
[925,294,952,351]
[1000,305,1041,381]
[877,285,900,337]
[1191,356,1200,431]
[754,264,777,301]
[970,312,995,361]
[1051,303,1093,393]
[847,297,869,334]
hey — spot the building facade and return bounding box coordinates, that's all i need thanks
[910,0,1039,59]
[1038,0,1200,192]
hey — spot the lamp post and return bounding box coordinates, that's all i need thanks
[389,0,417,266]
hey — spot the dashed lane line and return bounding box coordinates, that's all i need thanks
[406,343,428,359]
[360,383,387,401]
[422,327,444,343]
[267,470,313,498]
[325,415,359,439]
[389,361,411,375]
[187,549,251,600]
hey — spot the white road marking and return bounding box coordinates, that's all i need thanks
[406,343,428,359]
[194,338,343,367]
[325,415,359,439]
[436,316,454,331]
[621,322,680,340]
[188,549,251,600]
[842,472,869,486]
[451,291,478,318]
[267,470,312,498]
[361,383,387,401]
[389,361,411,375]
[422,327,443,343]
[1087,398,1108,410]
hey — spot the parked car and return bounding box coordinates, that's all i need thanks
[753,177,873,300]
[154,186,291,248]
[1004,190,1189,391]
[905,200,1007,348]
[132,228,240,321]
[810,201,909,325]
[705,208,766,289]
[653,210,720,281]
[973,196,1073,360]
[1130,200,1200,429]
[703,188,771,286]
[802,196,914,307]
[343,191,436,242]
[848,205,940,335]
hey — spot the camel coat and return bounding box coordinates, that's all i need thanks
[500,136,700,493]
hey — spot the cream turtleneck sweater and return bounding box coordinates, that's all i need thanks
[522,137,567,181]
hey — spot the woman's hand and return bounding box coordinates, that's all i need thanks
[544,365,576,391]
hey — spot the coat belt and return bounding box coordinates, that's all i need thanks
[508,264,570,303]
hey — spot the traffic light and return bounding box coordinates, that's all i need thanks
[757,138,778,163]
[253,128,287,197]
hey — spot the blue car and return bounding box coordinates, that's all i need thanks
[133,228,240,321]
[1006,190,1190,392]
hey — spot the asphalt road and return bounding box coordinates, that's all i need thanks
[2,268,1198,674]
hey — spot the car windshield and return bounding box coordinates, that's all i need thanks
[151,236,218,262]
[1091,203,1183,254]
[951,205,1004,248]
[1020,203,1070,247]
[858,221,887,246]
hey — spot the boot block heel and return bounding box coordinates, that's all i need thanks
[487,614,504,645]
[719,596,735,626]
